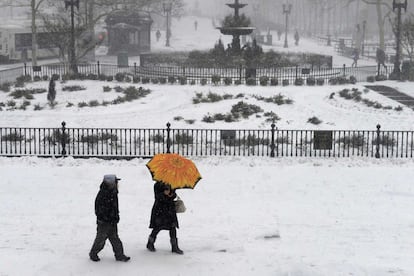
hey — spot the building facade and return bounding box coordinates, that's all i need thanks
[105,10,153,55]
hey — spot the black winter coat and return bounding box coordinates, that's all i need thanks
[95,182,120,224]
[149,182,179,230]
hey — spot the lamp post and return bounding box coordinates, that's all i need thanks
[392,0,407,79]
[252,3,259,42]
[283,3,292,48]
[361,20,366,56]
[163,2,172,47]
[65,0,79,74]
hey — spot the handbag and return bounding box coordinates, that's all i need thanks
[174,196,186,213]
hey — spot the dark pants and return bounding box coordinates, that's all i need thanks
[150,227,177,239]
[90,222,124,258]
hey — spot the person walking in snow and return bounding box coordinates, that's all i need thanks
[277,29,282,41]
[294,30,299,46]
[156,29,161,42]
[146,181,183,255]
[351,48,359,67]
[89,174,130,262]
[376,48,388,73]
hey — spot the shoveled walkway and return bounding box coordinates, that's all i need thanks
[365,85,414,108]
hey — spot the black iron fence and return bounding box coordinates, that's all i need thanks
[0,122,413,159]
[137,64,349,84]
[0,62,390,86]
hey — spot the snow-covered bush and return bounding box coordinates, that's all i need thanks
[306,77,316,86]
[294,78,304,86]
[224,77,232,85]
[246,77,256,86]
[259,76,269,86]
[307,116,322,125]
[211,74,221,85]
[270,78,278,86]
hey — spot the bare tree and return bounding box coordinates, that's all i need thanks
[401,16,414,62]
[347,0,393,50]
[0,0,185,66]
[93,0,185,17]
[0,0,51,66]
[390,14,414,62]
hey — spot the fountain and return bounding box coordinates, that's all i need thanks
[217,0,255,54]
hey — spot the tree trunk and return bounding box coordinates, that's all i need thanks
[86,0,96,61]
[376,0,385,50]
[31,0,38,66]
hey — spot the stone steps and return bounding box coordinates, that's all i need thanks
[365,85,414,107]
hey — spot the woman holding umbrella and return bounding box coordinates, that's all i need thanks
[146,153,202,255]
[146,181,183,254]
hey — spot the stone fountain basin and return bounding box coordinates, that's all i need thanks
[217,27,255,36]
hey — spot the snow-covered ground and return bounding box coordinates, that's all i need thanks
[1,156,414,276]
[1,15,414,276]
[1,77,414,275]
[1,79,413,130]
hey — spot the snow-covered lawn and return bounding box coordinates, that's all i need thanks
[1,156,414,276]
[1,79,413,130]
[0,78,414,275]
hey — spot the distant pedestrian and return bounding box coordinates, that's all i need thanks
[89,175,130,262]
[146,181,184,255]
[376,48,388,73]
[351,48,359,67]
[277,29,282,41]
[47,78,56,105]
[156,30,161,42]
[294,30,299,46]
[194,20,198,31]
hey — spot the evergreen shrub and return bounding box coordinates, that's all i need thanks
[224,77,232,85]
[294,78,304,86]
[270,78,278,86]
[306,77,316,86]
[259,76,269,86]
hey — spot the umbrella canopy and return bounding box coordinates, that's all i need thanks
[146,153,201,189]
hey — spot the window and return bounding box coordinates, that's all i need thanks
[15,33,32,50]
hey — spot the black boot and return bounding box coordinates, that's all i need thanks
[89,253,100,262]
[146,236,156,252]
[115,255,131,262]
[170,238,184,255]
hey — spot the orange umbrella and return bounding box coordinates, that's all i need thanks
[146,153,202,189]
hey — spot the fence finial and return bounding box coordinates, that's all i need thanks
[375,124,381,158]
[166,122,171,153]
[270,122,276,158]
[61,121,67,156]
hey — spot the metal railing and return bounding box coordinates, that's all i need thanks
[0,122,413,159]
[0,62,392,86]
